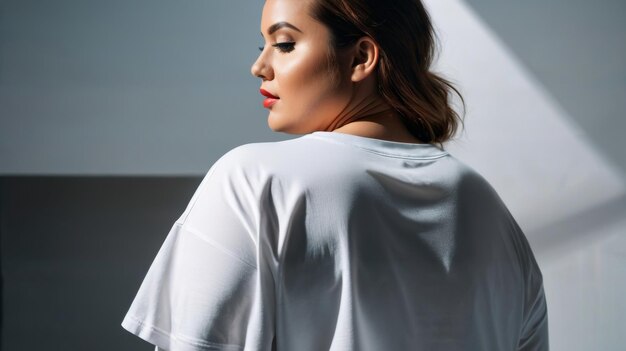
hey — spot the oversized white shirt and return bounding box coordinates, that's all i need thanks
[121,131,549,351]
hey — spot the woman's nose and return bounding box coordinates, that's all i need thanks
[251,52,273,80]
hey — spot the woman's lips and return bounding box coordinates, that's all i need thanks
[260,89,279,109]
[263,98,278,108]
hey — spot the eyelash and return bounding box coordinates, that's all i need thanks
[258,42,296,53]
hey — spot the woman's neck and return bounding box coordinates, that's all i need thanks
[326,95,424,144]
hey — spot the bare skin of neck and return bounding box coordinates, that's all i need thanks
[325,88,424,144]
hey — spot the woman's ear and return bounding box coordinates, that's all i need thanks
[350,36,379,83]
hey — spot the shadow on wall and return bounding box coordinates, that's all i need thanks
[0,176,203,351]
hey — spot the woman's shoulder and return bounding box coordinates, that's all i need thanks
[195,136,320,192]
[177,139,307,228]
[442,154,511,211]
[443,153,495,189]
[209,136,309,169]
[206,134,351,176]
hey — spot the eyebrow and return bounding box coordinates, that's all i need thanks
[263,21,303,36]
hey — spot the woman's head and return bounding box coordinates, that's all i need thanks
[251,0,464,143]
[251,0,356,135]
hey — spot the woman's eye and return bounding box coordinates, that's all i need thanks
[257,42,295,53]
[272,42,295,53]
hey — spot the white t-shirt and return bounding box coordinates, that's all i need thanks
[122,131,548,351]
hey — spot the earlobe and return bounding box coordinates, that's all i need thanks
[350,37,379,83]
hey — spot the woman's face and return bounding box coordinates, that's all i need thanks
[251,0,354,134]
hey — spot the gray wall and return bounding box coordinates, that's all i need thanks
[465,0,626,174]
[0,0,271,176]
[1,177,201,350]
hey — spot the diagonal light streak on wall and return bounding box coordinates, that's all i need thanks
[424,0,625,234]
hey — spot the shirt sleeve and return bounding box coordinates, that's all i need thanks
[517,262,549,350]
[509,212,549,351]
[122,148,277,351]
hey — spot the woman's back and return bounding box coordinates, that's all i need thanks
[122,131,548,350]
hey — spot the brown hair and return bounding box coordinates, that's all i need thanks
[309,0,465,144]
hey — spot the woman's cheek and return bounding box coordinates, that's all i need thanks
[279,57,311,90]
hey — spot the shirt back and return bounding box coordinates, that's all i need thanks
[122,131,549,351]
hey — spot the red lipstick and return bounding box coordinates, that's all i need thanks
[260,89,279,109]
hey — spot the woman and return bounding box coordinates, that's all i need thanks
[122,0,549,350]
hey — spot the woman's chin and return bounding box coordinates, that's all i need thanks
[269,113,323,134]
[267,113,288,131]
[267,117,285,133]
